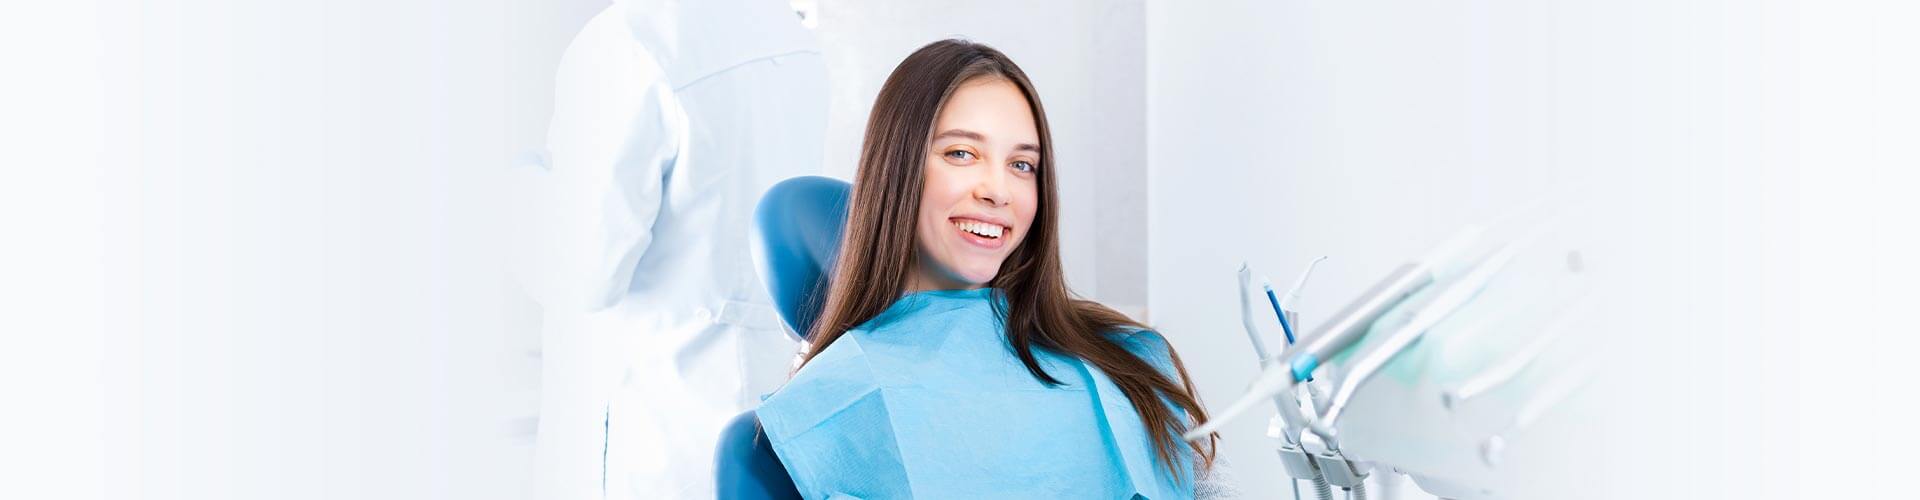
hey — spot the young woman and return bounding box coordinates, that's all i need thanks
[754,39,1221,498]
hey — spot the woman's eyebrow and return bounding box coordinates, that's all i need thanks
[931,129,986,142]
[933,128,1039,153]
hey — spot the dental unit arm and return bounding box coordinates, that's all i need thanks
[1222,255,1451,500]
[1192,226,1488,442]
[1195,217,1597,500]
[1242,261,1341,500]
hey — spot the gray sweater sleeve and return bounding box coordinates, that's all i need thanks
[1194,455,1242,499]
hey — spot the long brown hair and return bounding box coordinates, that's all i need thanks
[799,39,1216,476]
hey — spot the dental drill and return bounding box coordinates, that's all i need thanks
[1199,226,1512,500]
[1191,225,1492,441]
[1240,263,1333,500]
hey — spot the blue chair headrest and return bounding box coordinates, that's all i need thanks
[749,176,851,342]
[714,410,801,499]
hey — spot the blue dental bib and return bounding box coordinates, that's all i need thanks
[755,288,1194,499]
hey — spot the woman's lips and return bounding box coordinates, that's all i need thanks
[951,218,1008,250]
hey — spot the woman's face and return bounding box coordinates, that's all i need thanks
[908,77,1042,291]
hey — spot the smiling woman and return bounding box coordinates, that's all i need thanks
[752,39,1220,499]
[911,77,1042,290]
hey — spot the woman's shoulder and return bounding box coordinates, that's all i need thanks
[773,331,883,398]
[1103,328,1180,380]
[1104,328,1170,352]
[756,335,881,440]
[758,314,983,439]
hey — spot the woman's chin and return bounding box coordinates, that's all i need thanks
[953,268,1000,288]
[921,251,1007,289]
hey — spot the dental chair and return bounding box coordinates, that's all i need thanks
[713,176,851,499]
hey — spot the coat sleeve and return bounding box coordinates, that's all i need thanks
[511,12,682,312]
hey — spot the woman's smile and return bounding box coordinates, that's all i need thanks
[950,216,1012,249]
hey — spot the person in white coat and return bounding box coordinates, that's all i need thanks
[512,1,827,497]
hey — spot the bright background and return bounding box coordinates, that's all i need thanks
[5,0,1917,499]
[1143,1,1802,496]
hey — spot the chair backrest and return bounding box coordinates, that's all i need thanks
[748,176,852,341]
[717,176,850,499]
[714,409,800,499]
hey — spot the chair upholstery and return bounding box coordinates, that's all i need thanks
[716,176,850,498]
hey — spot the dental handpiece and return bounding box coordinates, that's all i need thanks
[1238,264,1310,442]
[1283,225,1488,382]
[1186,227,1490,441]
[1186,262,1435,441]
[1264,282,1295,345]
[1287,262,1434,383]
[1237,264,1278,365]
[1310,240,1524,443]
[1280,256,1329,316]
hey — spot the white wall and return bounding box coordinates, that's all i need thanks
[816,0,1150,313]
[1145,0,1799,498]
[79,0,600,498]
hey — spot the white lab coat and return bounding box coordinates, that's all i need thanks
[513,1,826,498]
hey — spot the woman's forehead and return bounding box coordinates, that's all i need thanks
[931,78,1039,147]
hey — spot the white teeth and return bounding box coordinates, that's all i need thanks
[954,220,1004,238]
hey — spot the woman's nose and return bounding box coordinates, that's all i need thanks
[973,167,1010,207]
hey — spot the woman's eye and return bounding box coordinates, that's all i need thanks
[945,150,976,161]
[1011,161,1036,173]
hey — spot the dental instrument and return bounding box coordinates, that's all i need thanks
[1264,280,1295,345]
[1244,263,1335,500]
[1187,226,1490,440]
